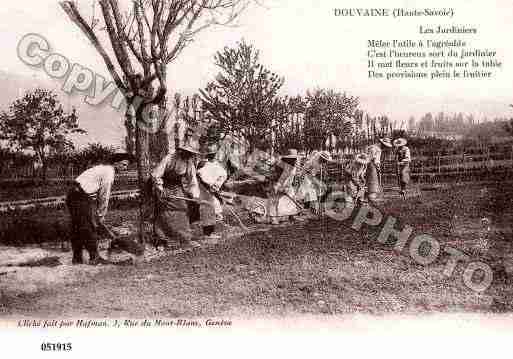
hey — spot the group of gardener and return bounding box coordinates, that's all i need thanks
[65,124,249,264]
[259,148,334,225]
[65,125,411,265]
[344,137,411,204]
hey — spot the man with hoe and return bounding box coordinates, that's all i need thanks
[66,152,132,265]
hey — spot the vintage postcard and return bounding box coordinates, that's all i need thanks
[1,0,513,357]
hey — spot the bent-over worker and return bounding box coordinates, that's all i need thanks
[66,153,131,265]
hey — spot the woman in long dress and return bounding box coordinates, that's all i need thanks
[296,150,332,214]
[266,149,300,224]
[365,138,392,203]
[151,130,202,249]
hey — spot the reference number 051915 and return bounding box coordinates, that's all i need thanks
[40,343,72,351]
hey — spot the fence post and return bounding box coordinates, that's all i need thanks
[419,150,423,185]
[509,145,513,178]
[461,152,464,182]
[465,152,469,182]
[487,147,491,175]
[437,152,441,175]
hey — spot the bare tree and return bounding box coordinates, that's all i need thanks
[59,0,251,242]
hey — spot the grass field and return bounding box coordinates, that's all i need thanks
[1,181,512,318]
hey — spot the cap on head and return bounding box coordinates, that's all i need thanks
[318,151,333,162]
[281,148,299,159]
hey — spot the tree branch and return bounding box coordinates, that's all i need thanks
[99,0,135,81]
[133,0,152,76]
[126,34,144,63]
[59,1,127,92]
[108,0,136,73]
[165,1,204,63]
[150,0,164,60]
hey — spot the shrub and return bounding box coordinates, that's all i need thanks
[0,216,70,246]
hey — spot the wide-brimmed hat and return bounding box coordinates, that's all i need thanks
[318,151,334,162]
[355,153,370,165]
[393,138,408,147]
[379,137,393,148]
[281,148,299,159]
[178,128,201,154]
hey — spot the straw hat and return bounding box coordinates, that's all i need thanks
[281,148,299,159]
[379,137,393,148]
[393,138,408,147]
[318,151,334,162]
[355,153,370,165]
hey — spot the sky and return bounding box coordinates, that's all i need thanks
[1,0,513,147]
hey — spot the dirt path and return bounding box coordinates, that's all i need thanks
[1,183,512,319]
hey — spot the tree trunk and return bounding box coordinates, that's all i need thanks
[42,164,47,182]
[125,114,136,156]
[149,66,169,163]
[134,75,168,245]
[149,99,169,163]
[38,150,47,182]
[135,116,150,244]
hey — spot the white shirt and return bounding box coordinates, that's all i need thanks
[396,146,411,164]
[75,164,115,220]
[198,160,228,193]
[366,144,382,167]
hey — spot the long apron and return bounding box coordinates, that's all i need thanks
[155,171,193,245]
[198,181,221,226]
[297,175,318,202]
[268,195,300,217]
[398,164,410,187]
[197,161,227,226]
[266,164,301,220]
[366,162,381,195]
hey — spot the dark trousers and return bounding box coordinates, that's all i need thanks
[66,184,100,263]
[187,202,215,234]
[398,164,410,192]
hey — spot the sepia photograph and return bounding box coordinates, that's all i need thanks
[1,0,513,356]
